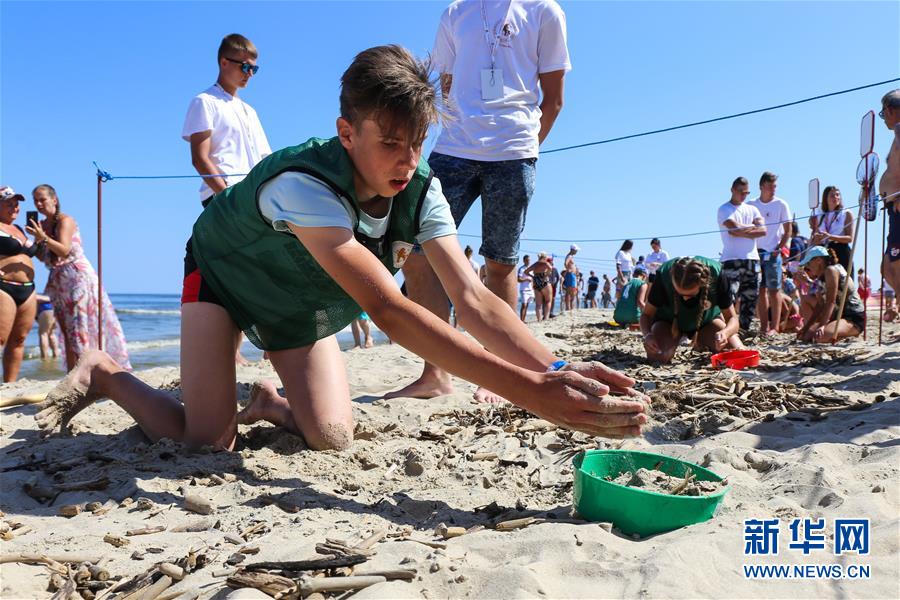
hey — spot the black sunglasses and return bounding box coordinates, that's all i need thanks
[224,57,259,75]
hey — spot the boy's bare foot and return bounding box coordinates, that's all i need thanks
[383,374,454,399]
[34,351,106,434]
[473,387,507,404]
[364,338,374,349]
[235,351,251,366]
[237,380,294,431]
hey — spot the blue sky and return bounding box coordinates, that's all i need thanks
[2,1,898,293]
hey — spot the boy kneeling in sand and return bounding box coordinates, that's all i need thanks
[35,46,647,451]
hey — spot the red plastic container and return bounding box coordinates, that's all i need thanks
[710,349,760,370]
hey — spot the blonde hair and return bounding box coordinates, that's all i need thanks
[670,257,712,343]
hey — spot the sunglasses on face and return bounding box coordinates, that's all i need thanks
[225,57,259,75]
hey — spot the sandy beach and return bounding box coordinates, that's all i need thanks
[1,310,898,599]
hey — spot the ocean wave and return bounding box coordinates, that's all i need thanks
[116,308,181,315]
[127,338,180,351]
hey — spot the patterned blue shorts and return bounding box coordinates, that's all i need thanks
[758,249,783,289]
[426,152,537,265]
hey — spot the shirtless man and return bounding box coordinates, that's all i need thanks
[879,90,900,294]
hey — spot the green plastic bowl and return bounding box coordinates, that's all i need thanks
[573,449,729,537]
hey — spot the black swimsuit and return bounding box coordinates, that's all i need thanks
[0,225,37,307]
[532,270,550,291]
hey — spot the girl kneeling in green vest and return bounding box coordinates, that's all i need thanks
[613,266,649,325]
[640,257,745,363]
[34,46,647,451]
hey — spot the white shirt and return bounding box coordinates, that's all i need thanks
[615,250,634,273]
[468,257,481,273]
[718,201,763,261]
[431,0,571,161]
[818,209,851,236]
[517,265,534,293]
[182,84,272,202]
[257,173,456,246]
[748,196,791,252]
[645,250,669,273]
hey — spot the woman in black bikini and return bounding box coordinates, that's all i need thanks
[525,251,554,321]
[0,186,40,382]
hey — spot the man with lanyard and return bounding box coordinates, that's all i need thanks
[717,177,766,334]
[879,90,900,296]
[182,34,272,364]
[748,171,791,336]
[388,0,570,403]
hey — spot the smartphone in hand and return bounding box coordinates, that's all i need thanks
[26,210,39,225]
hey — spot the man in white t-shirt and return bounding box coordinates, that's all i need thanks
[464,245,481,274]
[517,254,535,321]
[389,0,570,402]
[748,171,792,335]
[182,34,272,208]
[182,33,272,364]
[718,176,766,332]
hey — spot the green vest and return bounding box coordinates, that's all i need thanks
[191,136,432,350]
[654,256,723,334]
[613,278,645,325]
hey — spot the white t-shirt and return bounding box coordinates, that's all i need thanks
[431,0,571,161]
[182,84,272,202]
[257,173,456,246]
[748,196,791,252]
[615,250,634,273]
[718,201,763,261]
[468,257,481,273]
[645,250,670,273]
[517,265,534,293]
[817,209,852,236]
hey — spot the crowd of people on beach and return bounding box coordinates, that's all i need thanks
[5,1,900,460]
[511,162,900,364]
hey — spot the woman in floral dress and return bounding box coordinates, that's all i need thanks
[29,184,131,371]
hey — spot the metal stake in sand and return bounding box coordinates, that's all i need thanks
[96,171,104,350]
[880,199,886,345]
[859,110,878,341]
[832,148,879,343]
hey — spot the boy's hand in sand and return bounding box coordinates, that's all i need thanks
[526,369,648,438]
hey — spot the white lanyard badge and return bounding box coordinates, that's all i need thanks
[479,0,513,100]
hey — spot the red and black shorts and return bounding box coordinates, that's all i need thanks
[181,238,225,307]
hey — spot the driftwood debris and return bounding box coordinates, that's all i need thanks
[0,393,45,409]
[239,521,268,540]
[126,525,166,536]
[298,574,386,596]
[353,568,417,582]
[0,553,103,566]
[226,571,294,596]
[243,554,368,572]
[182,491,214,515]
[55,476,110,493]
[434,523,466,539]
[494,517,537,531]
[59,504,82,518]
[157,562,185,581]
[103,534,129,547]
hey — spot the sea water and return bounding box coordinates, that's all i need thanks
[16,294,387,381]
